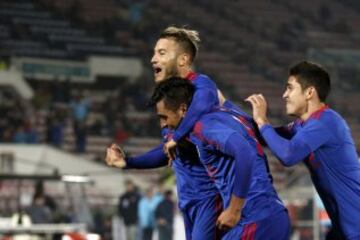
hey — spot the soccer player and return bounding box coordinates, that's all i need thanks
[149,77,290,240]
[151,26,239,159]
[246,61,360,240]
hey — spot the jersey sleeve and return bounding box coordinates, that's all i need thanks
[172,78,219,142]
[260,120,331,166]
[224,133,255,197]
[274,121,297,139]
[126,144,168,169]
[194,120,254,198]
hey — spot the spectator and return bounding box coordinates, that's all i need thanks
[46,111,65,148]
[12,126,27,143]
[70,93,90,153]
[155,190,175,240]
[138,187,159,240]
[118,180,140,240]
[34,181,57,213]
[27,194,52,224]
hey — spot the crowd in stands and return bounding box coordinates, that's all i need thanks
[0,88,38,144]
[0,74,158,155]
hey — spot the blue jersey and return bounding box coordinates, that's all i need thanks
[260,106,360,239]
[172,72,220,142]
[189,108,286,224]
[162,128,220,211]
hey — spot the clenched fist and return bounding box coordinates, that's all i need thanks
[105,143,127,168]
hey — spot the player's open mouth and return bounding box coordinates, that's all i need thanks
[154,67,162,74]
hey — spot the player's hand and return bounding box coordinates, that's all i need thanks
[216,207,241,231]
[164,139,177,162]
[105,143,127,168]
[245,94,269,128]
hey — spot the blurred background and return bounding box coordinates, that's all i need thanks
[0,0,359,239]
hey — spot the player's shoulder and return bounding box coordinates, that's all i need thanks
[305,108,350,140]
[198,111,225,124]
[309,108,345,126]
[194,72,212,80]
[193,73,216,85]
[194,111,235,137]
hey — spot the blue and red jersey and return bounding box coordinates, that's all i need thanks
[188,108,286,224]
[260,106,360,239]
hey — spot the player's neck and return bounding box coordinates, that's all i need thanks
[179,67,193,78]
[300,101,326,121]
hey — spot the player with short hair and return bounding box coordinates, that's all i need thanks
[149,77,290,240]
[246,61,360,240]
[151,26,238,159]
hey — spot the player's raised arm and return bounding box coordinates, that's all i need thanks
[105,143,168,169]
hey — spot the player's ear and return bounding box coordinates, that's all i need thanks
[178,53,190,67]
[306,86,316,100]
[178,103,188,117]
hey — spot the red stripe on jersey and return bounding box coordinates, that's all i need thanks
[194,121,221,150]
[234,116,264,157]
[240,222,257,240]
[310,105,329,120]
[186,71,197,81]
[240,224,249,240]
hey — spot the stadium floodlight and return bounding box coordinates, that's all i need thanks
[61,175,90,183]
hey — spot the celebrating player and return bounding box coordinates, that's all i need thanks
[148,77,290,240]
[150,26,243,160]
[246,61,360,239]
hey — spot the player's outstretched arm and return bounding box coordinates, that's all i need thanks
[246,94,330,166]
[105,143,168,169]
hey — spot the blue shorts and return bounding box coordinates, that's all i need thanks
[222,210,290,240]
[182,194,223,240]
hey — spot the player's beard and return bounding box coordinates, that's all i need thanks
[164,61,179,79]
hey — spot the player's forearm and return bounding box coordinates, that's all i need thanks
[228,195,245,214]
[224,134,253,197]
[260,124,311,166]
[173,88,218,142]
[274,126,295,139]
[126,144,167,169]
